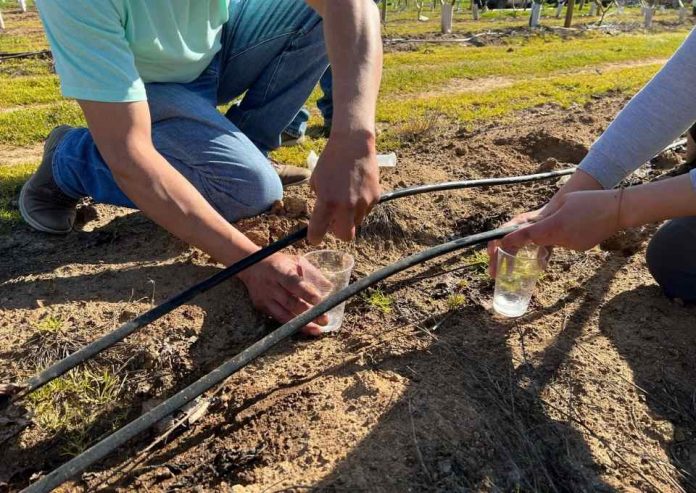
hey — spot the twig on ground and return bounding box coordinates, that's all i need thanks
[408,398,433,482]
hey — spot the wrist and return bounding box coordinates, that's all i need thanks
[559,169,604,195]
[328,127,376,153]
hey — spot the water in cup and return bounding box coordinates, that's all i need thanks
[493,245,548,318]
[301,250,355,332]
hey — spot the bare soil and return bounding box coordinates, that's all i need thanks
[2,96,696,492]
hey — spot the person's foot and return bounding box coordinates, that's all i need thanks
[270,161,311,188]
[19,125,79,234]
[281,132,306,147]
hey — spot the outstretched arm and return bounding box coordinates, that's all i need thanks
[490,29,696,258]
[305,0,383,244]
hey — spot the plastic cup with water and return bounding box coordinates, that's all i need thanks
[301,250,355,332]
[493,245,549,318]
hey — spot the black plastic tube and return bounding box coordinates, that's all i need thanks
[22,224,518,493]
[380,168,574,203]
[0,49,51,60]
[16,168,574,400]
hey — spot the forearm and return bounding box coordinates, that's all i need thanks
[579,29,696,189]
[109,144,260,267]
[621,173,696,229]
[322,0,382,139]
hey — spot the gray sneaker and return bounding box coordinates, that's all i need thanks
[19,125,78,234]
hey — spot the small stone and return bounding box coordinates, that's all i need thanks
[537,157,560,172]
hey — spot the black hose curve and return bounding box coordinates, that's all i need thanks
[17,167,574,399]
[23,224,518,493]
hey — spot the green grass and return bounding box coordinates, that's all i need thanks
[378,63,661,134]
[380,31,683,95]
[0,162,36,231]
[0,57,53,77]
[36,315,64,333]
[26,367,125,455]
[365,289,394,313]
[446,293,467,310]
[0,101,84,146]
[0,74,60,105]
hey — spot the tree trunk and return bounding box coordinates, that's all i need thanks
[0,11,4,30]
[472,0,480,19]
[529,2,542,26]
[555,2,564,18]
[588,1,597,15]
[18,0,27,13]
[644,6,653,27]
[441,2,455,32]
[381,0,388,23]
[679,6,687,21]
[564,0,575,25]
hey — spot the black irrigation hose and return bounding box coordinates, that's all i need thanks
[379,168,575,203]
[13,167,575,402]
[23,224,519,493]
[0,50,51,60]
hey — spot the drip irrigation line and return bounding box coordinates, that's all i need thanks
[0,50,51,60]
[379,167,575,203]
[13,167,574,402]
[23,224,518,493]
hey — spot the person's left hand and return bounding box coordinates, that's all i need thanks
[500,189,623,253]
[307,133,381,244]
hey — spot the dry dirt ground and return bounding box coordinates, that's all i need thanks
[2,96,696,492]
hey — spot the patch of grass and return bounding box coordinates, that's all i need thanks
[365,289,394,314]
[0,57,53,77]
[464,249,489,273]
[0,101,84,146]
[378,63,661,135]
[0,75,60,106]
[0,162,36,231]
[381,31,683,96]
[447,293,467,310]
[26,368,124,439]
[36,315,64,333]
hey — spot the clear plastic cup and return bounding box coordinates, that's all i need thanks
[493,245,549,318]
[301,250,355,332]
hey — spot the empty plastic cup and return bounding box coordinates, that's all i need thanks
[301,250,355,332]
[493,245,549,318]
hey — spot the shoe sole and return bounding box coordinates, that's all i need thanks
[280,136,306,147]
[282,176,310,188]
[18,181,72,234]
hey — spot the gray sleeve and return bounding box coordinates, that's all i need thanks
[579,29,696,189]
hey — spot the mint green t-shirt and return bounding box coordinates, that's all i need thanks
[36,0,230,102]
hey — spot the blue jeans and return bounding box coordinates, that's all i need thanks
[647,217,696,302]
[284,66,333,138]
[52,0,329,223]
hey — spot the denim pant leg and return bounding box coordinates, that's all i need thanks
[52,71,282,223]
[317,67,333,123]
[284,106,310,139]
[646,216,696,302]
[217,0,329,155]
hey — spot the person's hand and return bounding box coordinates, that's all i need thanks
[237,253,331,336]
[487,169,605,277]
[308,133,381,244]
[487,206,547,277]
[496,188,622,260]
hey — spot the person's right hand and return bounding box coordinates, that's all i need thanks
[237,253,330,336]
[487,169,604,277]
[487,206,548,277]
